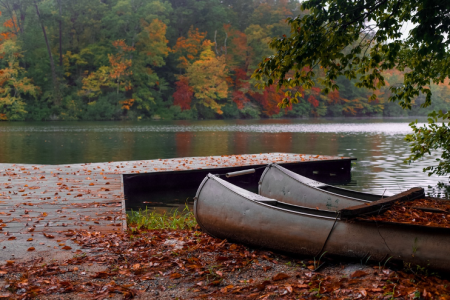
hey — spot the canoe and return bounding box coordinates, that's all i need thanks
[195,174,450,272]
[259,163,385,211]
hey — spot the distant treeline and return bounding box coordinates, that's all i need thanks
[0,0,448,121]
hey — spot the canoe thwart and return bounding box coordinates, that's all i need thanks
[226,169,255,178]
[340,187,425,218]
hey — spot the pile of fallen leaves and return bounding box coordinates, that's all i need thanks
[1,227,450,299]
[361,197,450,228]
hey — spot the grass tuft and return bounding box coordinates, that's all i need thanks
[127,204,197,231]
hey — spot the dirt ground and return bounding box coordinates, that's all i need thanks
[0,228,449,299]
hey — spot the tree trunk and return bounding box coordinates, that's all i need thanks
[33,0,60,104]
[58,0,63,67]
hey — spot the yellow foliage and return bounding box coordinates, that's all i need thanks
[185,44,229,114]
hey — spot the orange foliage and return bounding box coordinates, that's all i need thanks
[173,27,207,70]
[223,25,249,67]
[0,15,17,42]
[112,40,134,52]
[3,19,14,29]
[120,98,135,110]
[328,89,340,104]
[108,40,134,92]
[173,76,193,110]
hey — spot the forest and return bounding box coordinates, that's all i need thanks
[0,0,448,121]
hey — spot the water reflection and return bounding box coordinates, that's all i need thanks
[0,118,447,200]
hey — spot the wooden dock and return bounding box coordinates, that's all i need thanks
[0,153,355,261]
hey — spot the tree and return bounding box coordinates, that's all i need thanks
[0,39,39,120]
[172,26,207,71]
[33,0,60,104]
[132,18,170,115]
[80,40,134,108]
[184,42,228,114]
[173,76,193,110]
[253,0,450,177]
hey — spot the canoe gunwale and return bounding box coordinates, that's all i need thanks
[258,163,271,195]
[198,174,340,221]
[261,164,381,203]
[341,187,425,218]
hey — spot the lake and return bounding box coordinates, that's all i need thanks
[0,118,447,207]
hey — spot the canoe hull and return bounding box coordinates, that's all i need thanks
[259,164,382,210]
[196,175,450,272]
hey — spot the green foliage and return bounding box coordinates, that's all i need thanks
[83,93,123,121]
[222,102,240,119]
[406,111,450,177]
[252,0,450,176]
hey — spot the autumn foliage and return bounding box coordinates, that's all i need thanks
[173,76,193,110]
[0,1,446,120]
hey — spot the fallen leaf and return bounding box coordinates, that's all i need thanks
[7,237,15,240]
[62,246,72,250]
[351,270,368,278]
[272,273,290,281]
[170,273,182,279]
[43,233,55,239]
[27,247,35,251]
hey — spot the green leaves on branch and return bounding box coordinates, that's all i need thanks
[253,0,450,110]
[406,111,450,177]
[254,0,450,177]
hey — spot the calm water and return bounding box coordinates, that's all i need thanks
[0,118,448,200]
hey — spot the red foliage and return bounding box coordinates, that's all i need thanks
[311,86,321,94]
[251,85,282,116]
[232,68,250,109]
[232,91,249,109]
[307,95,319,108]
[173,76,193,110]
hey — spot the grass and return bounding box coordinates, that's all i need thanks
[127,204,197,231]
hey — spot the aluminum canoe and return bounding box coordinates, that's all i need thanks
[195,174,450,272]
[259,163,384,211]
